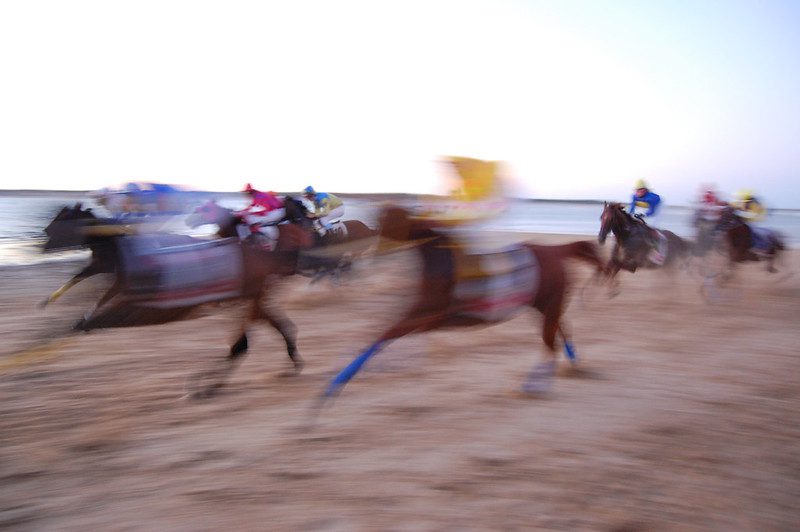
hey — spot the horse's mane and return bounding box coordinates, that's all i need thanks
[283,196,312,225]
[606,202,631,218]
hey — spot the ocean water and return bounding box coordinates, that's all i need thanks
[1,193,799,266]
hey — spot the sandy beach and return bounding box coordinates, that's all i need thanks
[1,233,799,530]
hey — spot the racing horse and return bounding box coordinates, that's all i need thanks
[711,205,785,274]
[321,205,606,401]
[598,202,692,293]
[41,203,311,394]
[187,198,376,281]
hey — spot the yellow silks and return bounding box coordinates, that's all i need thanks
[411,156,506,226]
[732,198,766,222]
[445,156,501,202]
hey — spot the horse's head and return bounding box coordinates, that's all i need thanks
[283,196,312,225]
[43,203,98,251]
[598,202,627,244]
[186,200,235,228]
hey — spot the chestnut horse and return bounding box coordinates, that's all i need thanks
[42,204,311,395]
[322,206,605,400]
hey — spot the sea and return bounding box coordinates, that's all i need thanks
[2,191,799,267]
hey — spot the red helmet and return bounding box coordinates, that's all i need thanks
[243,183,255,193]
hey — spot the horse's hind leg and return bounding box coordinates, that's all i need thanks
[558,324,577,364]
[523,310,559,395]
[73,278,123,331]
[256,301,302,373]
[186,298,258,398]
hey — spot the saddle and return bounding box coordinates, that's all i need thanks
[451,244,539,322]
[315,220,348,245]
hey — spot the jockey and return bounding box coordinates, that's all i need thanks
[235,183,286,248]
[629,179,662,221]
[732,189,766,222]
[629,179,666,265]
[732,190,769,251]
[696,185,726,223]
[302,186,344,236]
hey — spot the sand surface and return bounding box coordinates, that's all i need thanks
[1,233,799,530]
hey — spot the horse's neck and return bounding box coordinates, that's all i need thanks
[217,214,240,239]
[611,215,632,241]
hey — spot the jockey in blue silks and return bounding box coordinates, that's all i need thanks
[629,178,662,220]
[629,179,666,265]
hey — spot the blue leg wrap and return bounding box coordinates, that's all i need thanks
[325,341,385,397]
[563,340,577,362]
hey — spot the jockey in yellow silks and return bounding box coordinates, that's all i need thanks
[731,189,771,251]
[731,189,766,222]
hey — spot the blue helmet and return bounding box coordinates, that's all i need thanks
[303,186,315,195]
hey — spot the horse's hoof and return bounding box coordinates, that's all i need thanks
[291,358,305,375]
[190,386,220,400]
[521,381,552,397]
[522,361,555,395]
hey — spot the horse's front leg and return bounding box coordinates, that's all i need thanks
[766,251,778,273]
[40,262,102,307]
[606,258,623,298]
[74,277,123,330]
[323,307,445,399]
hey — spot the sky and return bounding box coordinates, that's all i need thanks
[0,0,798,206]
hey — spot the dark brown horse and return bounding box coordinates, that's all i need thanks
[322,206,605,400]
[42,204,311,395]
[598,202,691,291]
[711,205,785,274]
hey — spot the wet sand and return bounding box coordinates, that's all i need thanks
[1,234,799,530]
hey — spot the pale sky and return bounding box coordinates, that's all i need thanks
[1,0,798,206]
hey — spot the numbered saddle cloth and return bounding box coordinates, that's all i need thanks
[117,235,244,308]
[452,244,539,322]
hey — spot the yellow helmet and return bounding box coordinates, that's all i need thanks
[736,189,754,201]
[634,179,648,190]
